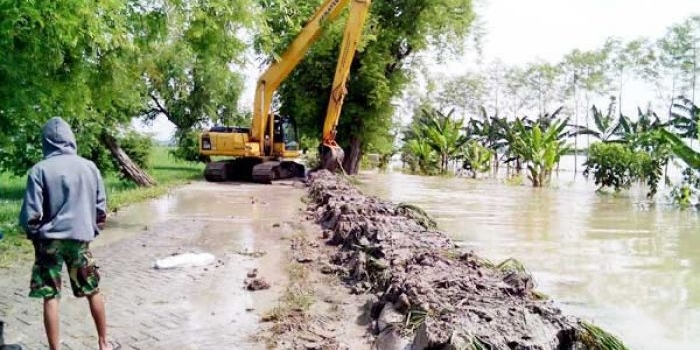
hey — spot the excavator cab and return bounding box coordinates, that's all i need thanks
[271,114,301,156]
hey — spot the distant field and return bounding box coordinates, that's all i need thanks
[0,147,203,267]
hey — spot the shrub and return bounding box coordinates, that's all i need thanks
[584,143,637,192]
[117,131,153,170]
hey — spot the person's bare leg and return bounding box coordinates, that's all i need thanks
[43,297,60,350]
[87,292,112,350]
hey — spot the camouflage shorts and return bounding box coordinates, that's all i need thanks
[29,239,101,299]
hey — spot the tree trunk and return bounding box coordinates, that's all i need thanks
[343,136,362,175]
[102,133,157,187]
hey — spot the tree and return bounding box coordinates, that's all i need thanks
[401,107,467,175]
[657,17,700,110]
[510,118,570,187]
[574,97,623,142]
[670,96,700,139]
[136,0,254,161]
[0,0,153,184]
[522,61,564,117]
[256,0,476,174]
[602,37,657,115]
[436,72,486,119]
[503,66,530,119]
[560,48,609,173]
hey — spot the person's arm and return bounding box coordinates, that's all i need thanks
[18,168,44,238]
[95,168,107,230]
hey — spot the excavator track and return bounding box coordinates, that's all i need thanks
[204,157,263,182]
[205,158,305,184]
[252,161,306,184]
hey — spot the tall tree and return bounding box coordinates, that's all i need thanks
[602,37,658,115]
[256,0,476,174]
[435,72,486,119]
[522,61,564,117]
[136,0,254,161]
[561,48,609,172]
[0,0,143,176]
[657,17,700,110]
[503,66,530,119]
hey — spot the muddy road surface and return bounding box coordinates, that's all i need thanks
[1,181,314,349]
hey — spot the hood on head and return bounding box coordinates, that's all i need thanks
[42,117,77,158]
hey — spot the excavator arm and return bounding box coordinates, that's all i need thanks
[319,0,372,171]
[252,0,354,148]
[322,0,371,145]
[200,0,371,183]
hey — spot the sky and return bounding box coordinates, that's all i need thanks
[139,0,700,141]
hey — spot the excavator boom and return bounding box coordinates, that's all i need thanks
[252,0,353,147]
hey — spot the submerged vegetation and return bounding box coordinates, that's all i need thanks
[398,15,700,201]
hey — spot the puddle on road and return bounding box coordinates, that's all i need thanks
[101,180,306,349]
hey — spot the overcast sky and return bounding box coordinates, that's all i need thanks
[141,0,700,141]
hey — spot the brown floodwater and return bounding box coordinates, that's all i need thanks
[357,163,700,350]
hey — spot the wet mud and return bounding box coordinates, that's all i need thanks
[303,170,619,350]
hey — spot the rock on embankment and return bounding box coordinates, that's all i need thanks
[305,170,621,350]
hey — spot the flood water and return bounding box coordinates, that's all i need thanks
[357,157,700,350]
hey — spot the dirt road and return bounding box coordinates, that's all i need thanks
[0,181,308,349]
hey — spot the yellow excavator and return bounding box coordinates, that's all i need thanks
[198,0,371,183]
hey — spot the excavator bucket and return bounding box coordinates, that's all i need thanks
[319,143,345,172]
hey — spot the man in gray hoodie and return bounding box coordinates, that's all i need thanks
[19,117,116,350]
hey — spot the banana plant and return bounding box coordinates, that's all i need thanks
[617,107,666,145]
[419,108,469,174]
[573,99,623,142]
[669,96,699,139]
[660,129,700,169]
[458,141,493,178]
[511,118,571,187]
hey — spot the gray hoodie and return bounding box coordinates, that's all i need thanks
[19,117,107,242]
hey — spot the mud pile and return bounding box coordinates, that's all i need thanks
[305,171,600,350]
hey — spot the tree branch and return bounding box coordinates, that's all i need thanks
[149,92,172,120]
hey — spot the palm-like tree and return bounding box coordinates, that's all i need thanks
[617,107,666,146]
[401,107,467,175]
[573,99,622,142]
[511,118,571,187]
[419,108,468,174]
[670,96,699,139]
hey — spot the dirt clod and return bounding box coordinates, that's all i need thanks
[245,277,270,291]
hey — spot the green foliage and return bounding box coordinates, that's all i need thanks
[584,143,639,192]
[574,98,623,142]
[169,130,211,163]
[402,108,467,175]
[459,141,492,178]
[510,118,571,187]
[584,141,666,198]
[578,321,629,350]
[135,0,253,159]
[0,0,254,176]
[117,131,154,170]
[670,96,700,139]
[670,168,700,208]
[256,0,476,173]
[0,0,138,174]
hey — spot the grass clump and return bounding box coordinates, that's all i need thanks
[397,202,438,230]
[578,321,628,350]
[0,147,203,267]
